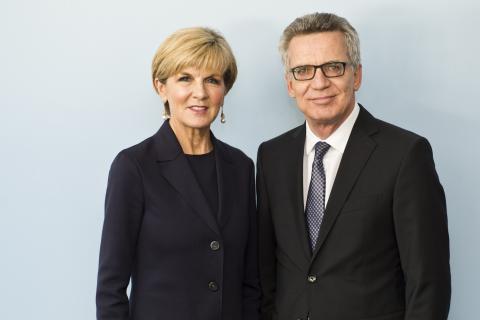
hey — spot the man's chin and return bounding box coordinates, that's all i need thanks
[306,111,339,126]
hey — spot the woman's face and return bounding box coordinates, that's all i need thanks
[156,67,226,131]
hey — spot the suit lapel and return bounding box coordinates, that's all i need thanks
[154,121,221,236]
[284,124,312,261]
[213,135,236,228]
[312,106,378,259]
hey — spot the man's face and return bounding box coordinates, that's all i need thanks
[286,31,362,135]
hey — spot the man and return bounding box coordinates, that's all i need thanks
[256,13,450,320]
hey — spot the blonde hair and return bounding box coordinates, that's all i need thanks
[151,27,237,114]
[279,13,361,71]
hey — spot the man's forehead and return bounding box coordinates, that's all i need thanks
[287,32,348,66]
[288,31,346,50]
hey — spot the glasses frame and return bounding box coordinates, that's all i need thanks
[289,61,349,81]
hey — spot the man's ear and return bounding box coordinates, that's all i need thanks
[353,64,362,91]
[286,73,295,98]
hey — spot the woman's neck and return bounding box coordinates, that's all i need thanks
[169,119,213,155]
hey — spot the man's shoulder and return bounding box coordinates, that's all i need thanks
[358,106,426,146]
[371,116,426,146]
[258,123,305,154]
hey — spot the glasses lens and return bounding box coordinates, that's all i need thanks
[293,65,315,80]
[322,62,345,77]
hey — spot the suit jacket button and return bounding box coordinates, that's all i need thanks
[307,275,317,283]
[210,240,220,251]
[208,281,219,292]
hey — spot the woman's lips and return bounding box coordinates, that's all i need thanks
[188,105,208,112]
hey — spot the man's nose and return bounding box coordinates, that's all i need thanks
[310,68,330,89]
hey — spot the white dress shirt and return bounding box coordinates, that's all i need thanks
[303,103,360,209]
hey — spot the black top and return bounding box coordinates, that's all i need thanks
[186,150,219,219]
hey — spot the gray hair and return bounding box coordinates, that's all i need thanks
[279,12,361,70]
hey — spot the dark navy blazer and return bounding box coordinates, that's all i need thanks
[96,121,260,320]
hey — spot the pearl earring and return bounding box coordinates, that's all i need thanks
[162,100,170,119]
[220,106,226,124]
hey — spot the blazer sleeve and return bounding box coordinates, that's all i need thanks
[96,151,145,320]
[393,137,451,319]
[256,143,277,320]
[243,159,261,320]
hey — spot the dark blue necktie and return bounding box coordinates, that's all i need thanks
[305,141,330,251]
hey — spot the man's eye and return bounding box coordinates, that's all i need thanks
[295,66,309,74]
[326,63,341,72]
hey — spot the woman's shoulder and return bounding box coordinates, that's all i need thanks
[122,135,156,156]
[214,138,253,167]
[111,132,159,169]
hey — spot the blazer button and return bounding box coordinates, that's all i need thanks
[307,275,317,283]
[208,281,219,292]
[210,240,220,251]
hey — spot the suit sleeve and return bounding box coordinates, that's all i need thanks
[243,159,261,320]
[392,137,451,319]
[256,143,277,320]
[96,152,145,320]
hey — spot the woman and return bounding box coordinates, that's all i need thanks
[96,27,259,320]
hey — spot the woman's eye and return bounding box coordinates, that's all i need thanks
[178,76,191,82]
[206,77,221,84]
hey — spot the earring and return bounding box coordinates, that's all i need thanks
[162,101,170,119]
[220,106,226,124]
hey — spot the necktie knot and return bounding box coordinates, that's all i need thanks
[314,141,330,160]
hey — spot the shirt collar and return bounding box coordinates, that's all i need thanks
[305,102,360,156]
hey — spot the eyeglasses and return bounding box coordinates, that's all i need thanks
[290,62,348,81]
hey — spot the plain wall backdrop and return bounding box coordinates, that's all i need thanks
[1,0,478,318]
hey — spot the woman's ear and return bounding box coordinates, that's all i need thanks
[154,78,167,102]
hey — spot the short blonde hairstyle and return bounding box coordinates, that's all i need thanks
[152,27,237,95]
[279,13,361,71]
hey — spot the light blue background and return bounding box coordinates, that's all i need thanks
[1,0,478,319]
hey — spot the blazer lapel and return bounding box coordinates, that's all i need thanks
[312,106,378,259]
[284,124,313,261]
[154,121,221,236]
[212,136,236,228]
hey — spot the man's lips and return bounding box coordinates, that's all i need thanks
[309,95,335,104]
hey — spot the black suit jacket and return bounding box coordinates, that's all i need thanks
[256,106,450,320]
[96,121,260,320]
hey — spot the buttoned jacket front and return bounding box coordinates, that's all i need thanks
[97,121,260,320]
[256,106,450,320]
